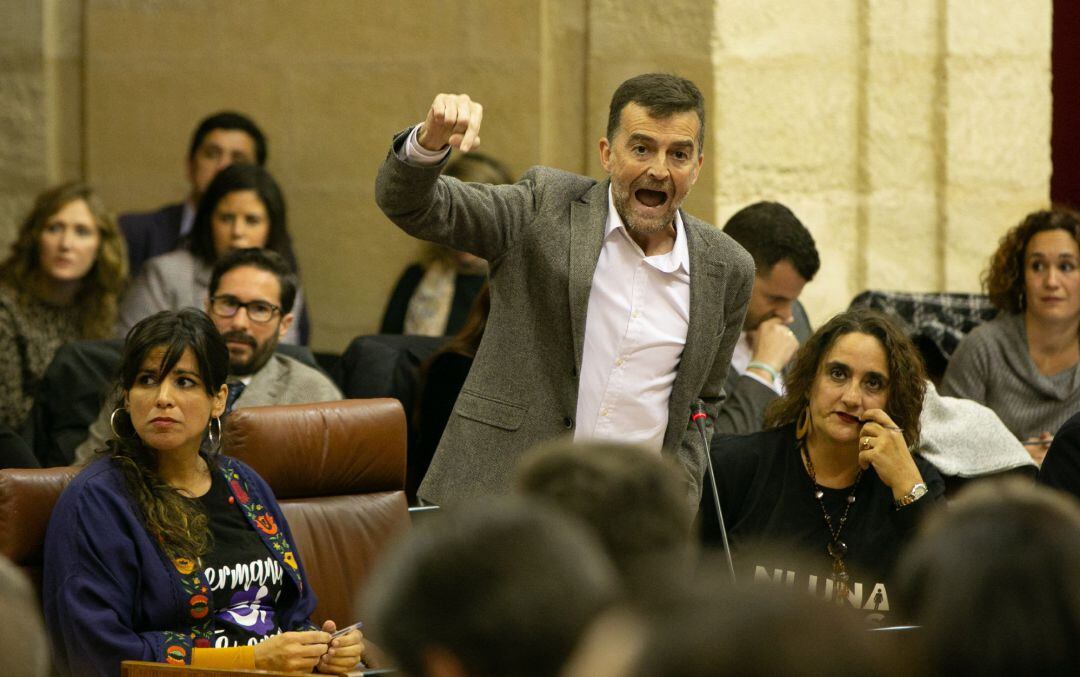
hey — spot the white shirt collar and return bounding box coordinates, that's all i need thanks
[604,186,690,274]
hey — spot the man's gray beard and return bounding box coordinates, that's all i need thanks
[613,195,675,235]
[611,182,689,236]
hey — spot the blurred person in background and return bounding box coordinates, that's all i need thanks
[364,497,619,677]
[0,181,127,434]
[515,438,695,605]
[0,554,50,677]
[896,479,1080,675]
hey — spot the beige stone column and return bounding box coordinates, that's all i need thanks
[941,0,1051,291]
[0,0,83,243]
[712,1,860,324]
[711,0,1050,326]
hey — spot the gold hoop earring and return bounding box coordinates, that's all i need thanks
[109,408,127,438]
[207,417,222,448]
[796,404,812,440]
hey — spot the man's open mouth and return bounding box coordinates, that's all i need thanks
[635,188,669,208]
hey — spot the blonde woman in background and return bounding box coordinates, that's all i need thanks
[380,153,512,336]
[0,182,127,432]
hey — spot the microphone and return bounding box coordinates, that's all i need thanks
[692,400,736,584]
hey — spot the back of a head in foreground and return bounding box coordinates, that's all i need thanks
[895,479,1080,675]
[0,555,50,677]
[514,439,694,594]
[363,497,620,677]
[628,573,898,677]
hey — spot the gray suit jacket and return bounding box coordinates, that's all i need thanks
[74,353,342,463]
[714,300,812,436]
[118,202,186,277]
[375,136,755,506]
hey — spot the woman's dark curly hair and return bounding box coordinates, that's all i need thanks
[764,308,926,448]
[105,309,229,562]
[983,207,1080,314]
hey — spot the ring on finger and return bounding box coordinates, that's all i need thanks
[861,436,872,451]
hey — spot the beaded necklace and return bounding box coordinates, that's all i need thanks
[801,442,863,602]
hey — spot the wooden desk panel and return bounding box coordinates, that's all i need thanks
[121,661,376,676]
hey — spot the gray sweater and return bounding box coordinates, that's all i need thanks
[940,312,1080,440]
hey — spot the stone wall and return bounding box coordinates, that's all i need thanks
[0,0,1052,349]
[711,0,1051,325]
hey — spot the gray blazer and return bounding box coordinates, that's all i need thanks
[375,137,755,506]
[116,249,304,344]
[74,353,342,463]
[714,300,812,436]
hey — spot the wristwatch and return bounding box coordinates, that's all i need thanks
[894,482,928,509]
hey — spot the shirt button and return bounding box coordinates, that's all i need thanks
[563,416,574,429]
[615,358,624,367]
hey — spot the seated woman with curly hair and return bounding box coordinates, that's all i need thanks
[0,181,127,434]
[43,309,363,677]
[941,207,1080,464]
[700,309,944,622]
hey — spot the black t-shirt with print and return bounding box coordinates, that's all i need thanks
[196,467,286,648]
[700,424,945,623]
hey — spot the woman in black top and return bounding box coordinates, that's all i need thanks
[43,310,363,675]
[702,308,943,621]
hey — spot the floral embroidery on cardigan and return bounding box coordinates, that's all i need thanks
[152,459,307,663]
[172,551,214,647]
[219,462,303,586]
[161,631,190,665]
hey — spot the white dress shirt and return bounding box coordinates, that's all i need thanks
[401,126,690,452]
[573,190,691,453]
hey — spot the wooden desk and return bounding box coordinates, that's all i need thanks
[121,661,386,676]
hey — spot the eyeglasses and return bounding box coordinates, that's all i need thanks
[209,295,281,323]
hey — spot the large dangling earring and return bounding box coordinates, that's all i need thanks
[109,408,127,438]
[208,417,222,449]
[795,403,812,441]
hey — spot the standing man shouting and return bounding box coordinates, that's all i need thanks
[376,74,754,506]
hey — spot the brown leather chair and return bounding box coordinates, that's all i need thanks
[0,466,77,589]
[0,398,409,632]
[223,398,410,627]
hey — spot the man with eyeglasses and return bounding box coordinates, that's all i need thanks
[74,248,341,462]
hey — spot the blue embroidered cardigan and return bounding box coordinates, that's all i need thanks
[42,455,317,677]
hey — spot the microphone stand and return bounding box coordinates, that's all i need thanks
[692,401,737,584]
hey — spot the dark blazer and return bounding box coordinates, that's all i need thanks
[375,132,755,506]
[118,202,186,276]
[714,299,813,436]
